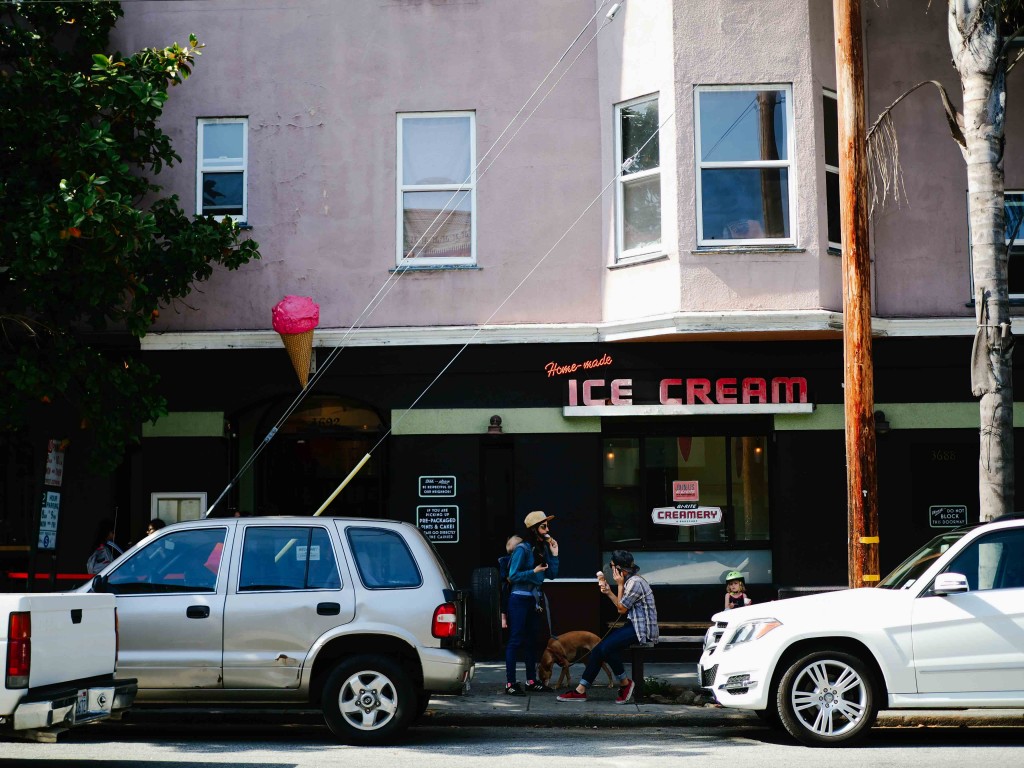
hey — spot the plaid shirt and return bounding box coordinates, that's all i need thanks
[620,573,659,643]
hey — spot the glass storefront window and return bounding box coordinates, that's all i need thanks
[602,434,770,548]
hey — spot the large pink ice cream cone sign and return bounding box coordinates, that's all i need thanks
[272,295,320,388]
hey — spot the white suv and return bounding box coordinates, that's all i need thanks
[699,515,1024,746]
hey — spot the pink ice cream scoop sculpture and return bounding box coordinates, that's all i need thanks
[272,296,320,388]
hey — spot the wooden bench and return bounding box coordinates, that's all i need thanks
[608,622,711,703]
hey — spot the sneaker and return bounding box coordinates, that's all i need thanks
[505,682,526,696]
[525,681,554,692]
[556,689,588,702]
[615,679,635,705]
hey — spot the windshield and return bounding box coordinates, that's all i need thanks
[877,529,969,589]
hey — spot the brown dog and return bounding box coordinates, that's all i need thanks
[538,630,617,689]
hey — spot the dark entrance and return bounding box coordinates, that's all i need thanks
[256,395,386,518]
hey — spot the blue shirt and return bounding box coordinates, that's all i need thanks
[508,542,558,591]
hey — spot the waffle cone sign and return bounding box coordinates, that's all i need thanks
[281,329,314,388]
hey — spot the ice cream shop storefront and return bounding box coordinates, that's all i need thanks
[134,335,994,630]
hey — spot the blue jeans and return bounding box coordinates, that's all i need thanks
[505,593,540,684]
[580,622,637,688]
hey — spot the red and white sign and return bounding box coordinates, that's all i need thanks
[652,505,722,526]
[673,480,699,502]
[44,439,65,487]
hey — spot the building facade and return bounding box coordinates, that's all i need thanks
[5,1,1024,629]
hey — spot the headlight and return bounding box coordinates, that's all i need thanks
[724,617,782,649]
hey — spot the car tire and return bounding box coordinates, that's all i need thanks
[322,655,416,745]
[470,566,502,658]
[777,650,878,747]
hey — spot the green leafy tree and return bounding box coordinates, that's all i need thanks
[0,2,260,473]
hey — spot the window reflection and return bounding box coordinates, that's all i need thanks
[601,434,770,548]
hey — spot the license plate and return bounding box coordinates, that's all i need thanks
[76,689,88,716]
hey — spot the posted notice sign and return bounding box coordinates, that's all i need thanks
[929,504,968,528]
[38,490,60,550]
[419,476,456,498]
[652,503,722,526]
[417,505,459,543]
[672,480,699,502]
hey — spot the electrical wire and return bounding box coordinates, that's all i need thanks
[203,0,625,515]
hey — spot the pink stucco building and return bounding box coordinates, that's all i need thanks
[6,2,1024,630]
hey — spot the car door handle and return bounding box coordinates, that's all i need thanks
[186,605,211,619]
[317,602,341,616]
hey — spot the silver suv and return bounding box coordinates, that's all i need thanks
[82,516,474,744]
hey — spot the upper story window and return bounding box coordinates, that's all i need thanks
[397,112,476,267]
[197,118,247,223]
[615,94,662,260]
[823,90,841,251]
[695,85,795,246]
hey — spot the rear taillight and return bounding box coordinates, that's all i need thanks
[431,603,458,638]
[6,611,30,689]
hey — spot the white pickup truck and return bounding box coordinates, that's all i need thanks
[1,592,137,735]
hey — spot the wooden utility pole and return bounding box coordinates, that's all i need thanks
[833,0,879,588]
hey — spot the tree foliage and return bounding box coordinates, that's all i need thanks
[0,2,260,473]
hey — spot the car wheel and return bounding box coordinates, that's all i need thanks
[470,566,502,658]
[322,655,415,745]
[777,650,878,747]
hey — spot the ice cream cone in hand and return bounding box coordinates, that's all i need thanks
[272,295,320,388]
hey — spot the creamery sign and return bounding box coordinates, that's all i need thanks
[562,375,813,416]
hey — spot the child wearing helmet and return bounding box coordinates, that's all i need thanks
[724,570,752,610]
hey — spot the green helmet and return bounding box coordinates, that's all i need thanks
[725,571,745,582]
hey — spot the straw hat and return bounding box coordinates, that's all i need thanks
[523,511,554,529]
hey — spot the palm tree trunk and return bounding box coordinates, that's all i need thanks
[952,2,1015,520]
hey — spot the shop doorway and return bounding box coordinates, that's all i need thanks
[255,395,386,518]
[911,438,980,528]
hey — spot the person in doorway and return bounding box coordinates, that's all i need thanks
[86,518,124,575]
[724,570,752,609]
[145,518,166,537]
[504,511,559,695]
[557,549,657,704]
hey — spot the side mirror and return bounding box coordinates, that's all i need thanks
[92,574,109,593]
[932,572,969,596]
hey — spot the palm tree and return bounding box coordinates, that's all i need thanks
[870,1,1024,520]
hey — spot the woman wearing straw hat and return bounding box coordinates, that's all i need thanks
[504,510,560,695]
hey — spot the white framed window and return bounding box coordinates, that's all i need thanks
[695,85,796,246]
[197,118,248,222]
[823,90,841,251]
[150,492,207,523]
[615,94,662,260]
[397,112,476,267]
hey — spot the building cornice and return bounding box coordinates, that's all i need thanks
[139,311,978,350]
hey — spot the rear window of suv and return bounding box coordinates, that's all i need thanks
[347,527,422,589]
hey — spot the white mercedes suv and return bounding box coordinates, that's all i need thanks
[699,514,1024,746]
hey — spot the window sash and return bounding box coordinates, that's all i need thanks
[823,91,841,250]
[197,118,248,223]
[615,94,662,261]
[397,112,476,267]
[695,85,795,246]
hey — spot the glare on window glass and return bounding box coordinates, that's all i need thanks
[203,123,243,167]
[402,117,471,185]
[699,90,787,163]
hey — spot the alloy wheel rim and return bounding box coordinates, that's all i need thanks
[790,659,866,737]
[338,670,399,731]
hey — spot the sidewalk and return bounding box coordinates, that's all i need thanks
[422,661,1024,730]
